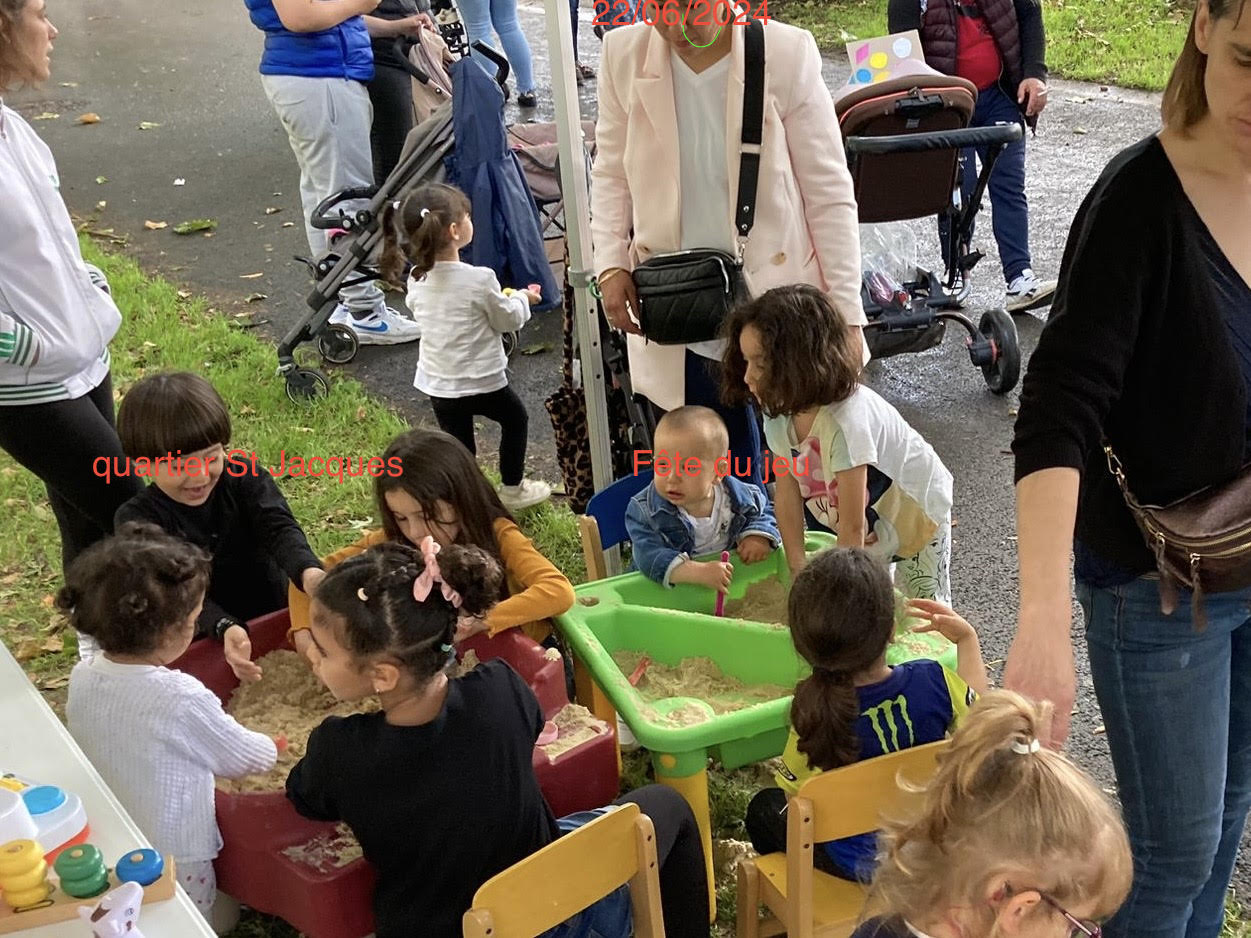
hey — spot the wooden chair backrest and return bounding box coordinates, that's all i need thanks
[462,803,665,938]
[795,740,946,844]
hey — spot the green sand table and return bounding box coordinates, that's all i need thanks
[555,531,957,907]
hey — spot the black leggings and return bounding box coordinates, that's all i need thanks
[367,63,416,186]
[429,385,529,486]
[614,785,710,937]
[0,373,145,574]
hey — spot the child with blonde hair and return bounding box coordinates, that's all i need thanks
[852,690,1132,938]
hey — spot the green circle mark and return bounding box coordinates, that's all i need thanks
[680,0,725,47]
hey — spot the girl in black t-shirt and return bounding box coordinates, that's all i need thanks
[285,538,709,938]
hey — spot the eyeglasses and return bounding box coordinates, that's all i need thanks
[1039,892,1101,938]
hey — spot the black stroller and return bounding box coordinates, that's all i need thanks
[837,69,1025,394]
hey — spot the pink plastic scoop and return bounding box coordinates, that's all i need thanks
[714,551,730,616]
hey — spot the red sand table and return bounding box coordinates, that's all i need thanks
[172,609,617,938]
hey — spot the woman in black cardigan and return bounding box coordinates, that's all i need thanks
[1005,3,1250,936]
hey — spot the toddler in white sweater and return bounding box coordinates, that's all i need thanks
[379,182,551,512]
[62,522,279,920]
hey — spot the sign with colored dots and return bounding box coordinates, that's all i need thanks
[845,30,926,85]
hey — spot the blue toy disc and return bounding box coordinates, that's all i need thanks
[21,785,66,816]
[116,848,164,886]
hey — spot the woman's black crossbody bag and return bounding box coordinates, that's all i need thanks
[630,19,765,346]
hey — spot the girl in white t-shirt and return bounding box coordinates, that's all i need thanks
[723,284,954,601]
[379,183,550,512]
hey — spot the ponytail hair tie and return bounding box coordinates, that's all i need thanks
[391,200,401,211]
[440,642,454,653]
[420,208,431,219]
[412,536,463,609]
[1011,738,1042,755]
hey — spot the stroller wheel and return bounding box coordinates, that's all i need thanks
[318,324,359,365]
[502,331,519,358]
[285,367,331,404]
[977,308,1021,395]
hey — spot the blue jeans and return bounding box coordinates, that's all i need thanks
[1080,577,1251,938]
[937,83,1031,284]
[457,0,535,93]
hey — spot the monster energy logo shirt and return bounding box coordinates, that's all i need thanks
[774,659,975,879]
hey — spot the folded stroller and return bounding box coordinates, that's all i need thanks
[276,42,560,402]
[837,66,1024,394]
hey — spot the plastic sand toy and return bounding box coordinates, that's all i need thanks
[555,531,957,906]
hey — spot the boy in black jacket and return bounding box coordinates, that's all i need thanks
[114,373,324,681]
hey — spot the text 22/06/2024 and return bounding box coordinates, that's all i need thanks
[593,0,771,28]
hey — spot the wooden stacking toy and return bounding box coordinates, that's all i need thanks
[0,841,175,934]
[0,839,51,911]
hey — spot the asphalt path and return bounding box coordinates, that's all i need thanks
[14,0,1245,884]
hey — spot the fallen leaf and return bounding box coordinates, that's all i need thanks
[142,341,158,349]
[1073,127,1088,135]
[40,675,70,690]
[41,594,54,608]
[172,218,217,235]
[176,290,191,300]
[203,232,214,238]
[0,571,19,586]
[143,220,168,230]
[239,405,257,415]
[15,640,43,663]
[281,221,295,228]
[95,176,107,184]
[245,293,267,303]
[76,112,101,125]
[265,207,282,215]
[174,178,186,186]
[42,635,63,654]
[297,427,315,433]
[356,407,367,420]
[239,272,265,279]
[32,111,60,121]
[137,120,161,130]
[519,342,553,356]
[59,81,78,87]
[95,200,107,211]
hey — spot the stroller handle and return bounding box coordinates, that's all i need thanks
[392,36,434,85]
[470,40,511,88]
[311,186,378,230]
[846,122,1023,156]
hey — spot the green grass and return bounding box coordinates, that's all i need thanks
[772,0,1190,91]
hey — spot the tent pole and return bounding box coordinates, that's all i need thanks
[543,0,621,574]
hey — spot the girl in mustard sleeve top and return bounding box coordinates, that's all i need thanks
[288,428,574,660]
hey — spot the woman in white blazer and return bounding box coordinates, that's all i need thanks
[591,13,867,485]
[0,0,144,576]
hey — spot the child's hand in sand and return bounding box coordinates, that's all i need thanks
[274,734,288,754]
[699,560,734,591]
[907,599,976,645]
[736,535,772,564]
[454,613,489,643]
[224,625,263,684]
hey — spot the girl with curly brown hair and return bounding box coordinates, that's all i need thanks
[723,284,954,602]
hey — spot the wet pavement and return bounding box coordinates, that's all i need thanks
[13,0,1245,884]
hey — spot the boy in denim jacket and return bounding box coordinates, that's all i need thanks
[626,407,781,589]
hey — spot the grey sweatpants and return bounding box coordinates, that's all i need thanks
[261,74,385,313]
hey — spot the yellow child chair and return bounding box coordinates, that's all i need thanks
[735,740,947,938]
[462,802,665,938]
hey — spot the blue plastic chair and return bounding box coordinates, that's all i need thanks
[578,471,653,581]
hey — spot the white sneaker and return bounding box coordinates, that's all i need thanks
[330,302,421,346]
[498,478,551,511]
[1005,268,1058,313]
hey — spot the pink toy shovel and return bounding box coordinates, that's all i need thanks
[714,551,730,616]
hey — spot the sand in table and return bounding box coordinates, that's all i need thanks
[537,703,607,759]
[218,650,379,794]
[612,650,789,726]
[281,823,364,872]
[723,578,788,627]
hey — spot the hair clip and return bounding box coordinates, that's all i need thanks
[357,587,369,602]
[1010,738,1042,755]
[440,642,454,653]
[391,200,401,211]
[420,208,431,219]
